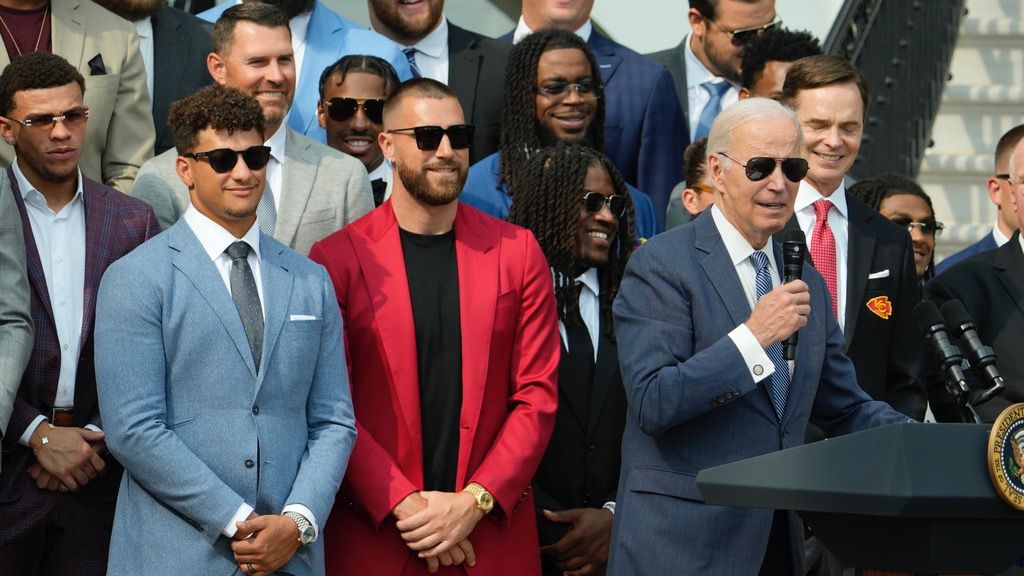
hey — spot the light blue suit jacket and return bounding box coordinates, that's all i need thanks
[95,220,356,575]
[607,211,908,575]
[199,0,412,144]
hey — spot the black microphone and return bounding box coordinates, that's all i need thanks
[940,299,1006,406]
[782,229,806,361]
[913,301,968,397]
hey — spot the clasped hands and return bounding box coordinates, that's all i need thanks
[231,512,302,576]
[393,490,484,573]
[27,423,106,492]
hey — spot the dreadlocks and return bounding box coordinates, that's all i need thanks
[500,29,606,197]
[508,142,635,341]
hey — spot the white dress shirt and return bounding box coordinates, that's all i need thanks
[794,179,849,332]
[182,205,319,541]
[134,17,155,104]
[711,205,783,383]
[13,162,95,445]
[265,122,287,211]
[375,17,450,83]
[557,267,600,362]
[512,15,592,44]
[993,219,1011,247]
[369,158,393,203]
[683,33,739,142]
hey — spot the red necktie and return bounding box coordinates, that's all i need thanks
[811,199,838,318]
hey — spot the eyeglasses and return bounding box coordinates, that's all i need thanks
[387,124,474,151]
[582,192,627,217]
[995,173,1011,180]
[183,146,272,174]
[5,107,90,129]
[534,81,601,100]
[719,153,808,182]
[706,17,782,46]
[324,97,385,124]
[690,182,715,195]
[890,217,944,237]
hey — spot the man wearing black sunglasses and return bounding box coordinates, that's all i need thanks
[309,78,559,576]
[0,52,159,575]
[608,97,910,576]
[133,3,374,255]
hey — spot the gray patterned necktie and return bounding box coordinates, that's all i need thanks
[256,184,277,236]
[226,241,264,371]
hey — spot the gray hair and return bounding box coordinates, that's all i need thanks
[706,97,802,162]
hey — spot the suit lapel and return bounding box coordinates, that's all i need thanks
[696,214,750,328]
[588,31,622,85]
[52,0,86,71]
[994,235,1024,319]
[844,200,875,348]
[587,328,617,435]
[453,205,498,487]
[275,130,315,249]
[255,237,292,395]
[6,169,56,324]
[80,182,113,343]
[168,221,258,378]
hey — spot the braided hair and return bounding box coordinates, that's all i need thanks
[500,29,606,196]
[507,142,635,341]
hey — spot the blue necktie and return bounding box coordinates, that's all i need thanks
[695,80,730,140]
[751,251,789,421]
[403,48,422,78]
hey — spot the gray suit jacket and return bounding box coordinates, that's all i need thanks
[607,212,908,575]
[95,220,357,575]
[0,0,155,193]
[647,38,688,122]
[131,128,374,254]
[0,171,32,444]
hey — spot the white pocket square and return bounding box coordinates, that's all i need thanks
[289,314,317,321]
[867,269,890,280]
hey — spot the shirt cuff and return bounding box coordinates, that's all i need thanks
[282,504,319,542]
[223,503,255,538]
[602,501,616,515]
[729,324,775,383]
[19,415,47,447]
[84,424,102,433]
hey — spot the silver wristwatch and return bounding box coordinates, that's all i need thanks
[283,512,315,546]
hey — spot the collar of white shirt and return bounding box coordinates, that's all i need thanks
[12,159,84,206]
[184,203,262,265]
[795,179,848,219]
[711,203,777,267]
[512,15,592,44]
[408,16,447,58]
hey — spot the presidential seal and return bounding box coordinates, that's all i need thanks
[987,403,1024,510]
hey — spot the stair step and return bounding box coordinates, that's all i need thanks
[949,40,1024,86]
[959,16,1024,37]
[963,0,1023,19]
[919,151,992,177]
[927,85,1024,154]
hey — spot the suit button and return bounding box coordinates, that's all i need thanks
[48,356,60,368]
[251,405,259,415]
[244,459,255,469]
[587,442,596,452]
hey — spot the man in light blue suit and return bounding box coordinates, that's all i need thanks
[95,85,356,576]
[200,0,413,144]
[608,98,909,575]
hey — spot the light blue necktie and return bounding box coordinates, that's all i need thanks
[403,48,422,78]
[751,250,789,421]
[695,80,730,140]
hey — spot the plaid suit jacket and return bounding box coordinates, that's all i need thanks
[0,167,159,505]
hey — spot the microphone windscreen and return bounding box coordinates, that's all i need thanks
[940,299,973,334]
[913,300,945,335]
[783,228,806,245]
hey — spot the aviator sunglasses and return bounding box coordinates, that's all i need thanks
[707,18,782,46]
[582,192,628,218]
[324,97,385,124]
[719,153,809,183]
[183,146,272,174]
[387,124,475,151]
[6,106,90,129]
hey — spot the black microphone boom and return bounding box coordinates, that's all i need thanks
[782,229,806,361]
[913,301,977,422]
[940,299,1006,407]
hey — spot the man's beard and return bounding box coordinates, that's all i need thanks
[369,0,442,44]
[92,0,163,21]
[256,0,314,19]
[397,159,465,207]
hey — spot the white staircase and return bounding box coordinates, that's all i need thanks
[920,0,1024,260]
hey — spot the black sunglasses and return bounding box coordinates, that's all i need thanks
[7,106,90,129]
[890,217,944,237]
[183,146,272,174]
[707,17,782,46]
[324,97,385,124]
[387,124,474,151]
[582,192,627,217]
[719,153,808,183]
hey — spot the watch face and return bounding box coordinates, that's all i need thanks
[480,492,494,510]
[299,525,316,544]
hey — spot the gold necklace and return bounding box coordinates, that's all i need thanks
[0,3,49,58]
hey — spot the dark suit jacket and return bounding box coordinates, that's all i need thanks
[608,211,909,575]
[935,231,998,275]
[783,197,926,421]
[927,233,1024,422]
[533,311,625,556]
[499,28,686,228]
[448,21,510,164]
[151,4,214,155]
[647,38,688,122]
[0,168,158,507]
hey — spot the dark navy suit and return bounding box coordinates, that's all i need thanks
[935,231,998,275]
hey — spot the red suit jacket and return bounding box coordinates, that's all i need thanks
[309,201,559,575]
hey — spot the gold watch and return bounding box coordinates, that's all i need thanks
[462,482,495,515]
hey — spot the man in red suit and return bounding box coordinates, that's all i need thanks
[309,78,560,576]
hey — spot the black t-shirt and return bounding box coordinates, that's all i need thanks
[400,228,462,492]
